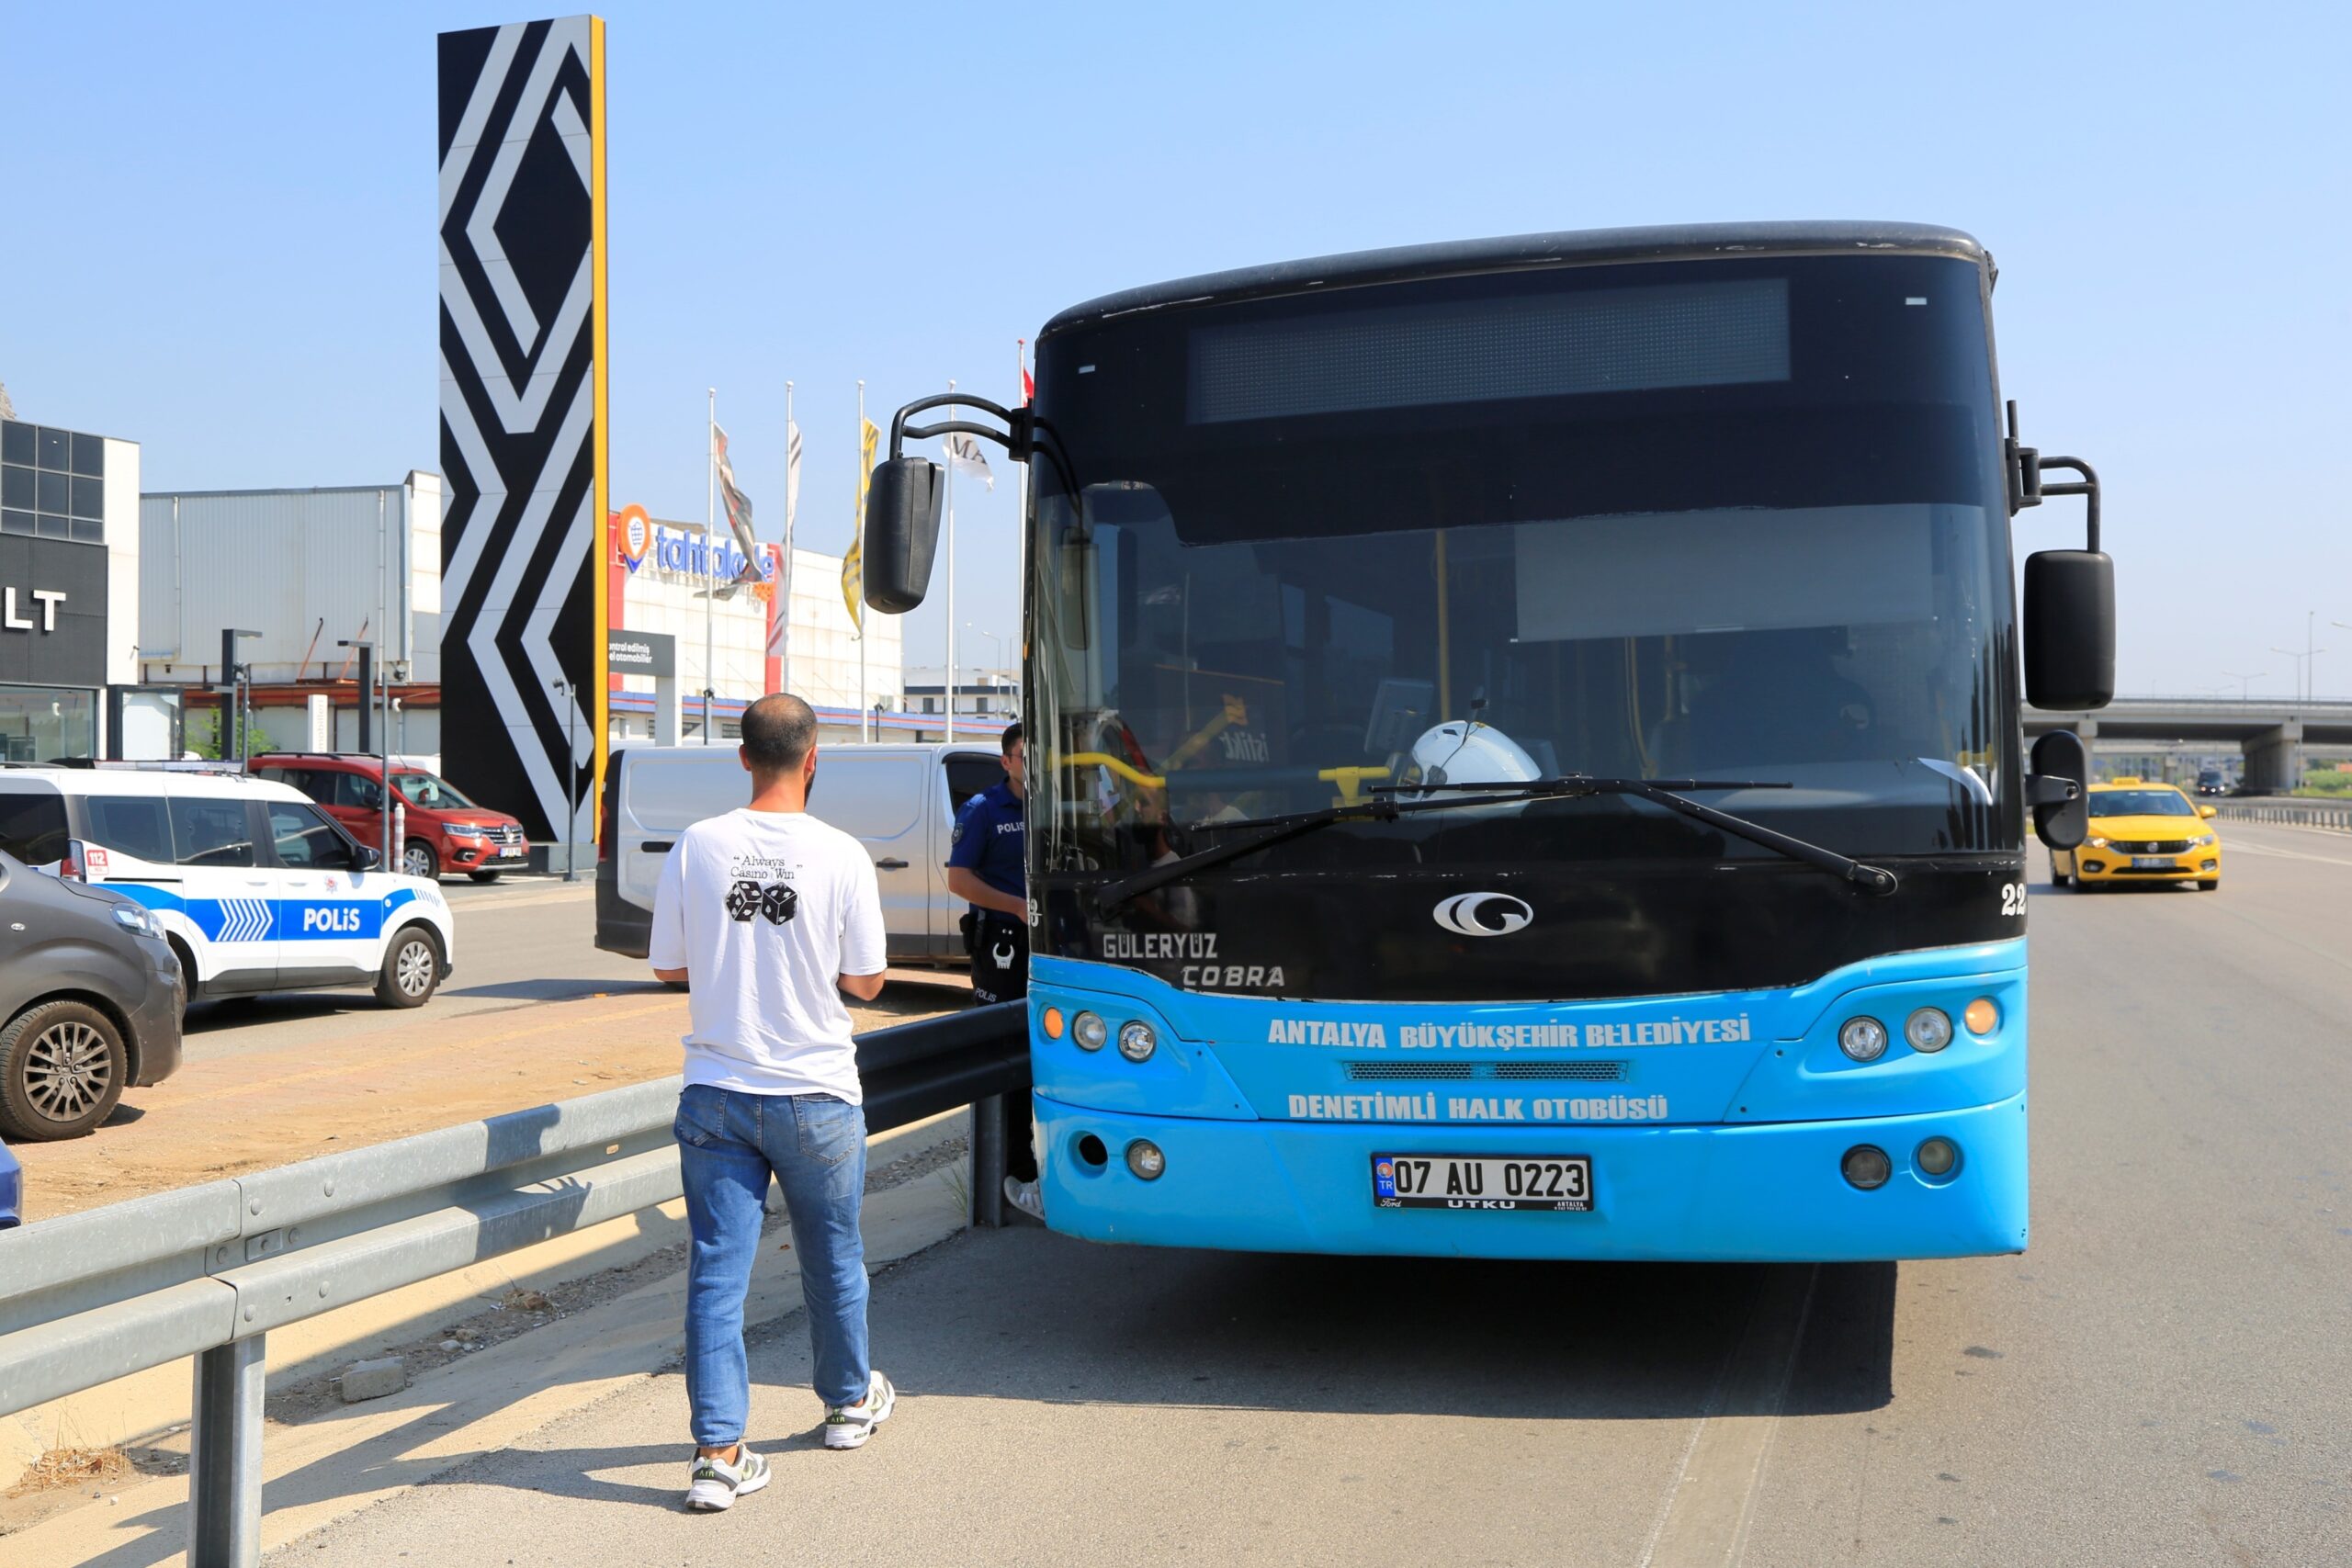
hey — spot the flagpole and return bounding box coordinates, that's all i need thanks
[857,379,868,742]
[705,387,717,745]
[944,377,956,743]
[782,379,796,696]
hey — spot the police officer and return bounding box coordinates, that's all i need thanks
[945,722,1041,1216]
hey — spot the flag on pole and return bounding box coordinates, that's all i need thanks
[784,417,802,531]
[712,423,763,583]
[763,545,790,659]
[843,416,879,631]
[943,431,995,491]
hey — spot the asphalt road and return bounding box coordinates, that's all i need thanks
[177,875,665,1062]
[254,824,2351,1565]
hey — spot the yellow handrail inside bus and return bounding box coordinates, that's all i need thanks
[1318,765,1392,805]
[1060,753,1392,807]
[1060,751,1167,789]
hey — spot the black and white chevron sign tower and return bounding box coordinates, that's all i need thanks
[437,16,608,845]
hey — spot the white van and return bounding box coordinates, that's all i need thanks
[0,766,457,1009]
[595,742,1010,964]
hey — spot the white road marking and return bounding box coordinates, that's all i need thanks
[2219,835,2352,868]
[1638,1264,1819,1568]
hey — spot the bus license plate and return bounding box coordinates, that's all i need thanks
[2131,856,2174,870]
[1372,1154,1592,1213]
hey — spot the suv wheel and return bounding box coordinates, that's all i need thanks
[402,839,439,880]
[377,925,444,1009]
[0,1000,129,1141]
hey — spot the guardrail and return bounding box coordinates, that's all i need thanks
[0,1002,1027,1567]
[2212,799,2352,833]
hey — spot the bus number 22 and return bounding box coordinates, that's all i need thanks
[2000,882,2027,917]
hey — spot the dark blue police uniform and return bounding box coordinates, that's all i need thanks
[947,781,1027,1005]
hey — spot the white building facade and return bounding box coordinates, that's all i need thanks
[605,511,902,743]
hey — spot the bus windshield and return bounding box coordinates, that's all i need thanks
[1031,252,2019,880]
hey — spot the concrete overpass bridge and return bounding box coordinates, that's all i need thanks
[2025,696,2352,793]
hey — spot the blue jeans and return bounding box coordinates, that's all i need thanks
[673,1083,871,1447]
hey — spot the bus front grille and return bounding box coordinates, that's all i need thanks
[1342,1061,1628,1082]
[1490,1061,1629,1081]
[1345,1061,1475,1080]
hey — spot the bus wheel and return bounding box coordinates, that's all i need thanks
[377,926,444,1009]
[0,999,129,1141]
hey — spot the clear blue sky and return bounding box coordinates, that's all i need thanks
[4,1,2346,694]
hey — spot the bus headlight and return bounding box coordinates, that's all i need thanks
[1071,1011,1108,1051]
[1125,1140,1167,1179]
[1916,1137,1961,1178]
[1905,1007,1953,1054]
[1838,1016,1889,1062]
[1842,1145,1892,1190]
[1117,1021,1158,1063]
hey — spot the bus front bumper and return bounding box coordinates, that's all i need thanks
[1034,1091,2028,1261]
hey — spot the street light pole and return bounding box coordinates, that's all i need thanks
[2222,671,2264,701]
[552,678,578,882]
[335,638,387,863]
[220,629,259,765]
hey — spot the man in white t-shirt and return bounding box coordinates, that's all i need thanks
[649,693,895,1513]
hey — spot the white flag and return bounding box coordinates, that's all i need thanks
[943,432,995,491]
[785,416,802,530]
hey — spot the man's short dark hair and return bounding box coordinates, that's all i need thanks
[1000,721,1023,755]
[741,694,818,773]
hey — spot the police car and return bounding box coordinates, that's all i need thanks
[0,766,455,1010]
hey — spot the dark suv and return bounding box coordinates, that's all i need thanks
[0,848,184,1141]
[254,755,530,882]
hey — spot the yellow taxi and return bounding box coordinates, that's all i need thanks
[2051,778,2222,891]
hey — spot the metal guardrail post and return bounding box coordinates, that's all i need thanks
[970,1094,1007,1227]
[189,1335,266,1568]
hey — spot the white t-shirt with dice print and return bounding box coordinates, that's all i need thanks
[648,807,887,1102]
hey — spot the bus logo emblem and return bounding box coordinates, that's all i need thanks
[1432,892,1533,937]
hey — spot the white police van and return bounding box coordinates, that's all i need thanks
[0,766,455,1010]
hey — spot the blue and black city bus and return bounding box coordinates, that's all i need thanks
[865,222,2111,1260]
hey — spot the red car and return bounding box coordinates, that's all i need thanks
[253,755,530,882]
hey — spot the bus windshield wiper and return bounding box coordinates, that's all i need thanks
[1092,774,1895,910]
[1383,775,1900,896]
[1094,787,1543,909]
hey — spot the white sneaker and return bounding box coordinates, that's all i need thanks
[823,1371,897,1450]
[1003,1175,1046,1222]
[684,1444,770,1511]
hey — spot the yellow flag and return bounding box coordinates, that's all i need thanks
[843,417,879,631]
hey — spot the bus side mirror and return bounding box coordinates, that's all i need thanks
[2028,729,2090,851]
[2022,549,2114,711]
[863,457,944,614]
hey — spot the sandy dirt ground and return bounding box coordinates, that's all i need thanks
[10,979,960,1224]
